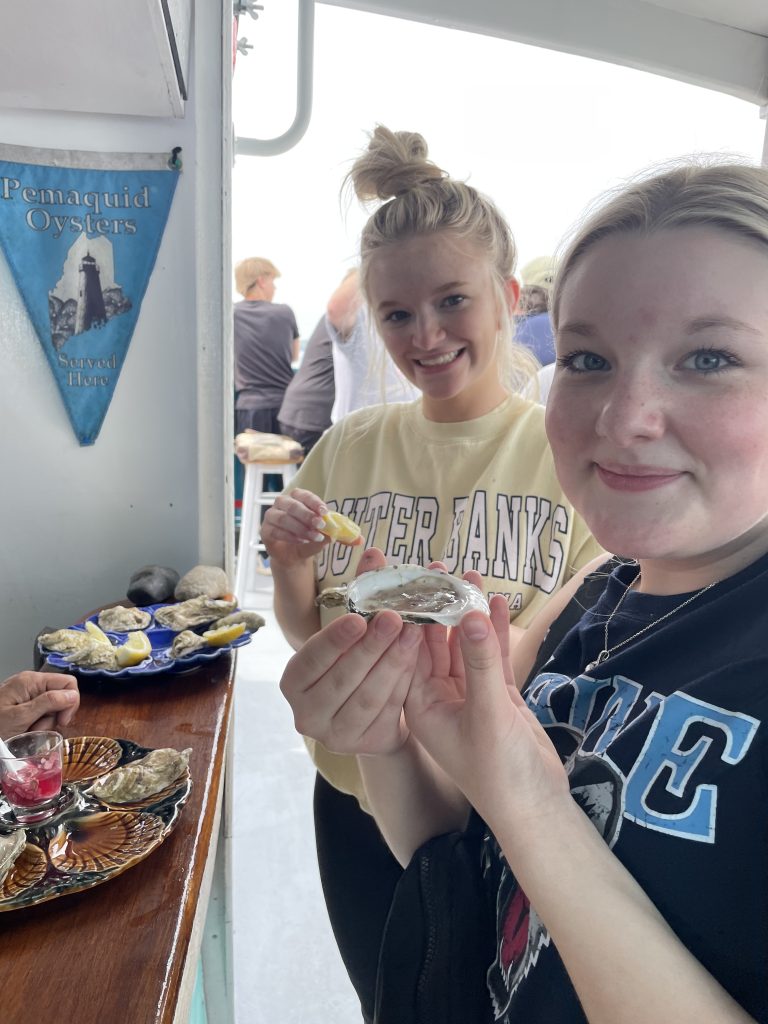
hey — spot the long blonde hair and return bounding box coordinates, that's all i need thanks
[347,126,539,394]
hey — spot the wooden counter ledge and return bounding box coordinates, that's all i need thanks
[0,650,236,1024]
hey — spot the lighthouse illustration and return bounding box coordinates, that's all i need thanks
[49,234,132,349]
[74,252,107,333]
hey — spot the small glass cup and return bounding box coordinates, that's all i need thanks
[0,731,64,824]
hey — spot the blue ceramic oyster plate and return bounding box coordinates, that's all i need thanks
[40,603,255,681]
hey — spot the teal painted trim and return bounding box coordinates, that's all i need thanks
[189,958,208,1024]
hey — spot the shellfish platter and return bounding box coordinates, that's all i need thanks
[39,600,261,681]
[0,736,191,912]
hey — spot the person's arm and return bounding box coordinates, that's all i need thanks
[261,487,330,649]
[0,671,79,738]
[271,558,322,650]
[494,798,755,1024]
[277,556,478,860]
[291,336,301,363]
[405,614,755,1024]
[358,734,470,866]
[326,270,362,340]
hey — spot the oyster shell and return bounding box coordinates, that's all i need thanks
[154,596,237,631]
[212,610,265,632]
[0,829,26,887]
[66,643,119,671]
[38,628,93,655]
[170,630,207,659]
[317,565,490,625]
[90,748,192,804]
[97,606,152,633]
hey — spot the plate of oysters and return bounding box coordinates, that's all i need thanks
[0,737,191,912]
[38,598,264,680]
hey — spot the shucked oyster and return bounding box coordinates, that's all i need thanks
[91,748,192,804]
[212,610,265,632]
[40,625,120,671]
[97,606,152,633]
[317,565,490,626]
[66,643,119,671]
[38,628,93,655]
[0,829,26,886]
[170,630,207,659]
[154,596,238,632]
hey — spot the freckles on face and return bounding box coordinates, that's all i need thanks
[546,228,768,561]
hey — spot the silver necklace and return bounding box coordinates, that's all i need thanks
[584,570,716,673]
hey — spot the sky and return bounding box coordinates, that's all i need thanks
[231,3,766,341]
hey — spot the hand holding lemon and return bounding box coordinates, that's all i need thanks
[319,511,363,547]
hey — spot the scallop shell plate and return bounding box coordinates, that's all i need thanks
[320,565,490,626]
[0,738,191,912]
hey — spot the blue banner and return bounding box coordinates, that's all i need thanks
[0,144,180,445]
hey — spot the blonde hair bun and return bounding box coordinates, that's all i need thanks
[350,125,445,203]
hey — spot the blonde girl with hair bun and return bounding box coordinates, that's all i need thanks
[261,126,603,1022]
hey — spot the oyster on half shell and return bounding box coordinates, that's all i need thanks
[97,606,152,633]
[317,565,489,626]
[90,748,191,804]
[154,596,237,632]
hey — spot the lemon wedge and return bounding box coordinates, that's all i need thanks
[203,622,246,647]
[320,511,363,546]
[85,620,112,646]
[115,630,151,668]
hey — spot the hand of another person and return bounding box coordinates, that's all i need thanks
[279,547,423,755]
[405,608,571,830]
[261,487,332,568]
[0,671,80,738]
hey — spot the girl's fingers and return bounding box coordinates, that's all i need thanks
[456,612,508,720]
[489,595,516,688]
[265,492,330,542]
[285,612,408,737]
[334,624,422,747]
[463,569,484,591]
[280,614,369,699]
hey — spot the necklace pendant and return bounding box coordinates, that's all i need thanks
[585,650,610,673]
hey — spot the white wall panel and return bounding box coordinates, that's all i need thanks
[0,10,229,675]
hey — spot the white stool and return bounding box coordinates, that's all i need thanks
[234,458,303,603]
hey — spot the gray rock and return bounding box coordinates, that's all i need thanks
[127,565,180,606]
[175,564,231,601]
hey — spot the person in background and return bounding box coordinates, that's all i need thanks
[261,126,603,1023]
[326,268,418,421]
[233,256,300,436]
[280,159,768,1023]
[233,256,300,495]
[0,671,79,738]
[514,254,557,366]
[278,314,335,456]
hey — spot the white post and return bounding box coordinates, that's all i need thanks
[761,105,768,167]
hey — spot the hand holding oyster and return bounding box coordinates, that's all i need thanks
[91,748,191,804]
[317,565,489,625]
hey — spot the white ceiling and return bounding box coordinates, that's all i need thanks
[322,0,768,104]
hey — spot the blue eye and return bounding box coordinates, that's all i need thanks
[441,294,465,308]
[557,350,609,373]
[681,349,739,373]
[383,309,411,324]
